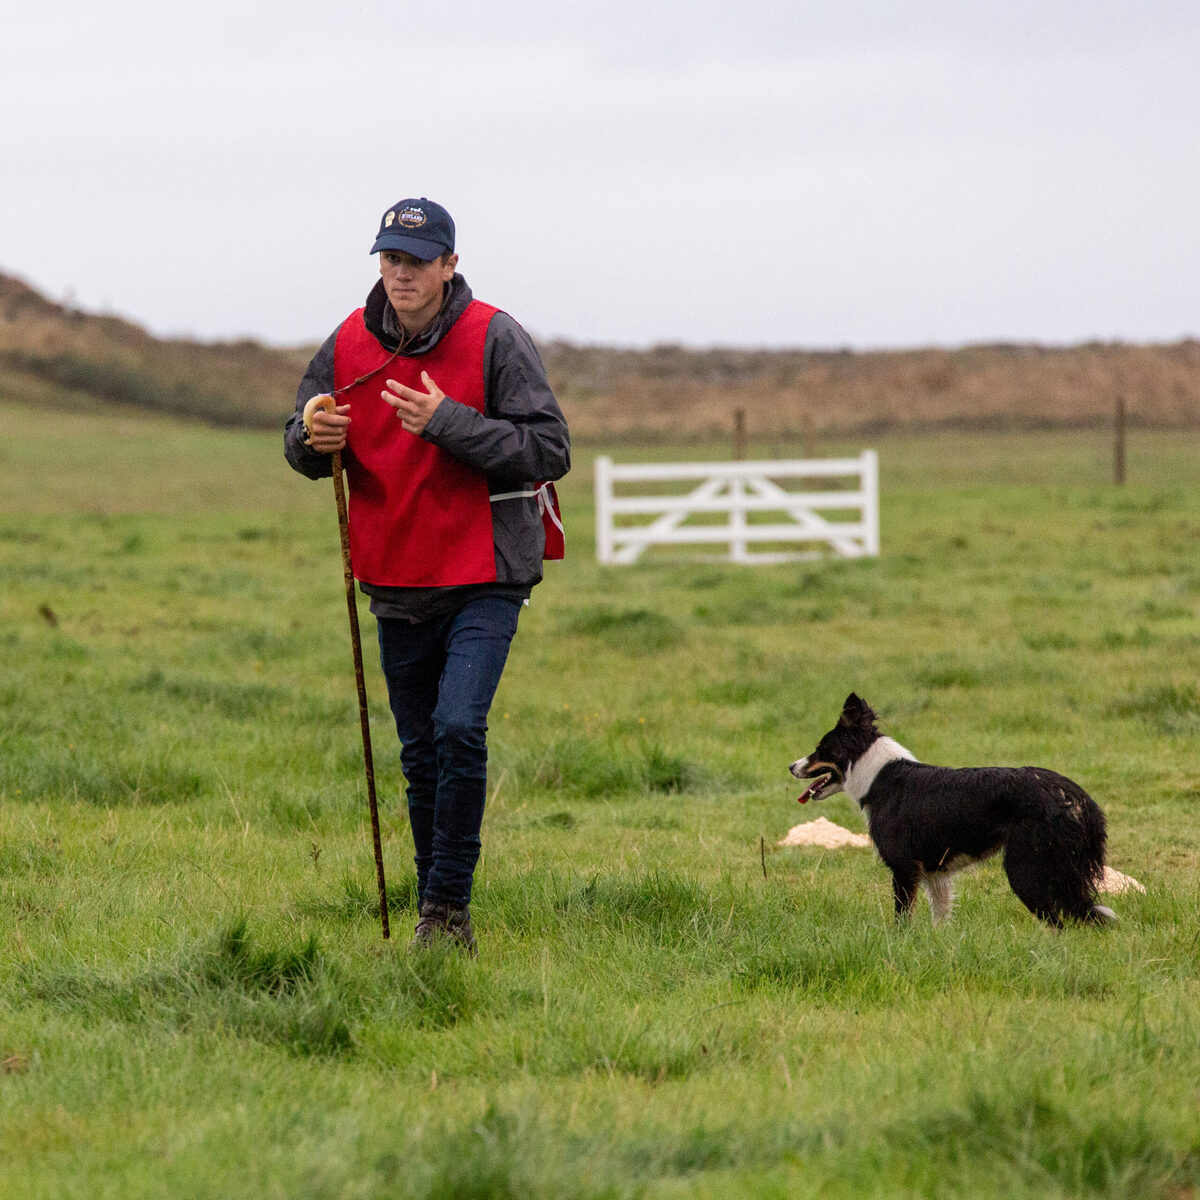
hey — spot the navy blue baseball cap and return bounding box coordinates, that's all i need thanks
[369,198,455,259]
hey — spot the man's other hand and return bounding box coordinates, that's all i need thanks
[382,371,445,436]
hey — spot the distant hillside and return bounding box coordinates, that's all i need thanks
[0,272,310,428]
[541,339,1200,441]
[3,271,1197,440]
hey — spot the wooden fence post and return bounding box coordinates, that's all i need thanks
[1114,395,1126,486]
[733,408,746,460]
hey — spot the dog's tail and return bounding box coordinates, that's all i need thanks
[1053,775,1111,924]
[1004,773,1111,926]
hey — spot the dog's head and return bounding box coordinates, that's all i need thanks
[789,693,882,803]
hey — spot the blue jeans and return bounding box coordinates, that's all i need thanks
[377,595,522,908]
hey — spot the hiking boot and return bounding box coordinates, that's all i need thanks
[410,898,477,955]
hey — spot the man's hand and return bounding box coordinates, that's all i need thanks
[305,400,351,454]
[382,371,445,436]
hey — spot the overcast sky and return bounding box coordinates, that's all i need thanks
[3,1,1197,350]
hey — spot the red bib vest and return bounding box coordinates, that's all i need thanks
[334,300,500,586]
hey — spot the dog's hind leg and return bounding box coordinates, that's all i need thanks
[1003,821,1086,926]
[924,873,955,925]
[891,863,921,922]
[1006,814,1110,926]
[1001,831,1060,925]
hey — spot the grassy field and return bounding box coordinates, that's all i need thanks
[2,400,1199,1199]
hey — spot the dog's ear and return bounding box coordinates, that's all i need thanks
[840,693,878,728]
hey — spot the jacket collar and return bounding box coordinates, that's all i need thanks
[364,273,474,354]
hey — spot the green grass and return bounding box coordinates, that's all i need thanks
[2,401,1199,1198]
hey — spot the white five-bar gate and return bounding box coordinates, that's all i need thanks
[594,451,879,565]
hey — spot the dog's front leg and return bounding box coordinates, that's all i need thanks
[891,864,921,921]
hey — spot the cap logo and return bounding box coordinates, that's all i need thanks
[397,206,427,229]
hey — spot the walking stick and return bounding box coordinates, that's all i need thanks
[309,395,389,939]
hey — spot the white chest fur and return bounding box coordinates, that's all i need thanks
[844,737,916,805]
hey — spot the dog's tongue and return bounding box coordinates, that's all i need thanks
[797,775,830,803]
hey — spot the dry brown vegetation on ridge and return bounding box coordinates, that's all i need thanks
[0,272,310,427]
[3,270,1197,440]
[543,339,1200,441]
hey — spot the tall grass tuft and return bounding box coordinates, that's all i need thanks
[200,917,320,995]
[495,732,712,798]
[298,870,419,923]
[563,605,686,652]
[132,667,285,719]
[385,944,485,1030]
[0,747,208,805]
[19,919,357,1057]
[1110,683,1200,734]
[554,868,718,944]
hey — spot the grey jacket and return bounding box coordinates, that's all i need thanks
[284,274,570,619]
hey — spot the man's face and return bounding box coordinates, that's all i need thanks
[378,250,458,332]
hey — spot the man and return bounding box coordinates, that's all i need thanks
[285,197,570,952]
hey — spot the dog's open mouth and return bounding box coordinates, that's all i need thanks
[794,761,843,804]
[797,773,833,803]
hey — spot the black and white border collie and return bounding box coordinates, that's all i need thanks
[789,694,1116,927]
